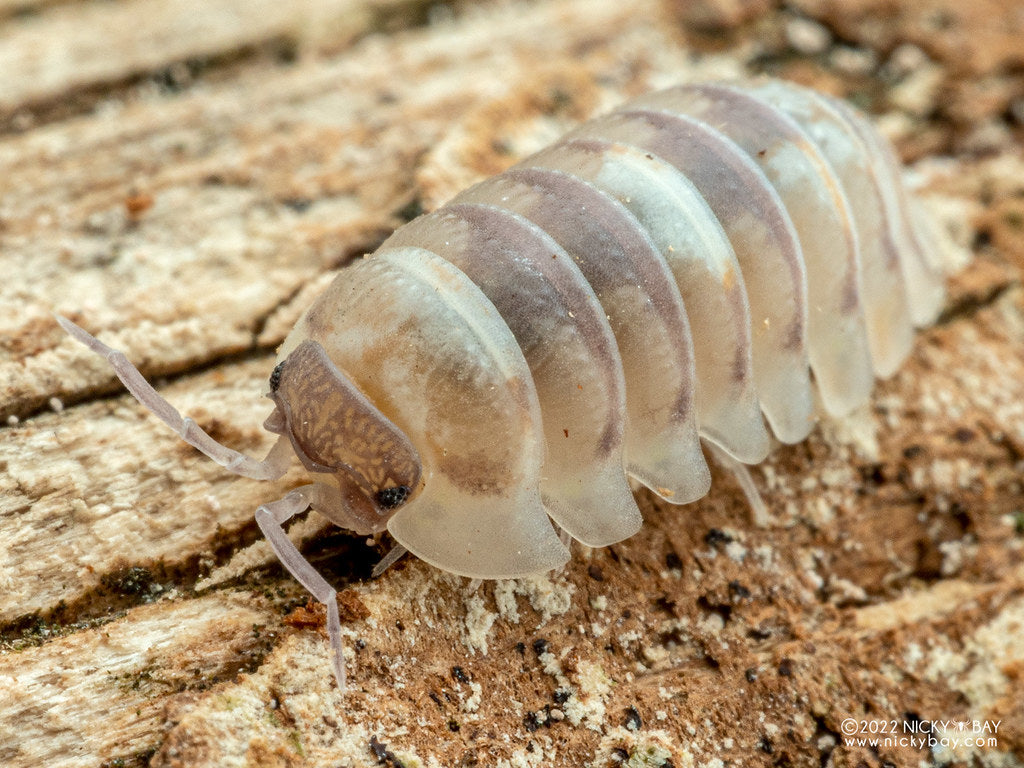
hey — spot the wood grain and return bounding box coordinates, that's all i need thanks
[1,0,1023,765]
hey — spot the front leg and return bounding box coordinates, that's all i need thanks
[254,486,346,690]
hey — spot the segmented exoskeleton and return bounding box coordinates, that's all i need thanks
[59,77,950,689]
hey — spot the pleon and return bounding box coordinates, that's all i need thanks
[749,79,915,378]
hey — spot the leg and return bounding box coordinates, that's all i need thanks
[556,524,573,552]
[254,486,346,690]
[706,442,770,527]
[371,544,408,578]
[57,315,291,481]
[551,522,573,576]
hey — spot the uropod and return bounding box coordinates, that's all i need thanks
[59,77,951,689]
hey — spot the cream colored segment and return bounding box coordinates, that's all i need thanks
[280,247,568,577]
[388,473,568,578]
[750,79,915,378]
[757,138,874,413]
[571,110,813,443]
[908,197,961,281]
[452,169,710,504]
[523,140,770,465]
[760,140,875,412]
[635,84,874,416]
[380,206,642,548]
[829,98,946,326]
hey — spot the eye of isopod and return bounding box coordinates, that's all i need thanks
[268,360,285,393]
[375,485,411,509]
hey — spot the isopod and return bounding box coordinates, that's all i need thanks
[58,77,951,689]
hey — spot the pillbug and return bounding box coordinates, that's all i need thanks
[58,77,951,689]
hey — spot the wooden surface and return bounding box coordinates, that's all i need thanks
[1,0,1023,766]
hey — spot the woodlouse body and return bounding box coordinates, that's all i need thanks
[60,77,950,687]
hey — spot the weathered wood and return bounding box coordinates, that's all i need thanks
[2,0,1023,765]
[0,593,281,767]
[0,0,438,114]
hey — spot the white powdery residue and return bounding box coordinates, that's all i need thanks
[461,681,482,713]
[797,550,823,592]
[904,642,924,670]
[923,459,981,492]
[939,539,971,576]
[590,595,608,611]
[809,497,835,527]
[827,576,868,605]
[659,616,690,637]
[876,394,904,430]
[490,574,576,629]
[724,541,747,563]
[956,461,981,490]
[496,745,546,768]
[888,53,944,117]
[617,629,643,648]
[924,643,968,683]
[917,382,943,418]
[462,593,497,654]
[642,643,670,665]
[820,466,855,488]
[803,569,824,592]
[538,651,564,680]
[885,42,929,78]
[494,579,520,622]
[697,613,724,635]
[586,726,683,768]
[753,544,775,570]
[563,660,613,731]
[949,597,1024,709]
[830,45,877,76]
[784,14,831,55]
[387,751,423,768]
[782,501,799,526]
[815,403,880,462]
[520,573,575,623]
[817,734,837,752]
